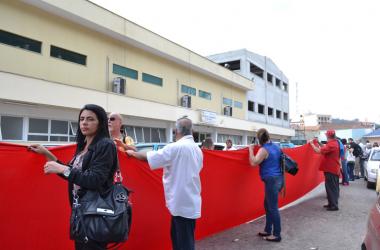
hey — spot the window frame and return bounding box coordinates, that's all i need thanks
[50,45,87,66]
[0,29,42,54]
[181,84,196,96]
[113,64,138,80]
[142,73,163,87]
[199,90,211,100]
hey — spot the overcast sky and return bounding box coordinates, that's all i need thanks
[91,0,380,123]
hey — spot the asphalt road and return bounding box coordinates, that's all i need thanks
[196,179,378,250]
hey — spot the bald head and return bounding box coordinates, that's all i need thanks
[175,117,192,138]
[108,112,123,137]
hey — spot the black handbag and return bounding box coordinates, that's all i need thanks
[70,170,132,244]
[281,152,298,176]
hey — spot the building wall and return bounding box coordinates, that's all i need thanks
[0,0,246,119]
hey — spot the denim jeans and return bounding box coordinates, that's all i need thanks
[341,159,349,184]
[263,175,284,238]
[347,162,355,180]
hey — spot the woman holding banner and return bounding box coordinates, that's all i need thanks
[29,104,119,250]
[248,128,283,242]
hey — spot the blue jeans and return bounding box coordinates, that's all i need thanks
[263,175,284,238]
[341,159,349,184]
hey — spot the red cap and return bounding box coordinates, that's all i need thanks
[325,130,336,137]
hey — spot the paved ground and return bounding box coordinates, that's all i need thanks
[196,179,378,250]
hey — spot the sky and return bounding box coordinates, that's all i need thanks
[91,0,380,123]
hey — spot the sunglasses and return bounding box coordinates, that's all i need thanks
[108,117,116,121]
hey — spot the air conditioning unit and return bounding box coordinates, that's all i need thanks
[112,77,126,94]
[180,95,191,108]
[224,106,232,116]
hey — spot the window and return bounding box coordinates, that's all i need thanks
[142,73,163,86]
[0,116,23,140]
[258,104,265,114]
[284,112,288,121]
[250,63,264,78]
[276,110,282,119]
[124,126,166,143]
[181,85,196,96]
[199,90,211,100]
[268,107,274,116]
[0,30,42,53]
[223,97,233,106]
[276,78,281,88]
[267,73,273,84]
[248,101,255,112]
[219,60,240,71]
[27,118,77,142]
[50,45,86,65]
[113,64,138,79]
[283,82,288,92]
[234,101,243,109]
[217,134,243,145]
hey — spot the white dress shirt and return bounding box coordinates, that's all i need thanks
[147,135,203,219]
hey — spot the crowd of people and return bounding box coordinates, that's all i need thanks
[27,103,378,249]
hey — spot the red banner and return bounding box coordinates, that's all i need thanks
[0,142,323,250]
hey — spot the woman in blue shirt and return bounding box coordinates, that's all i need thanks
[248,128,283,242]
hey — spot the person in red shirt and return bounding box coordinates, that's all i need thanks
[309,130,340,211]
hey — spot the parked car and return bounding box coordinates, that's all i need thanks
[273,142,295,149]
[365,148,380,189]
[135,143,167,153]
[362,194,380,250]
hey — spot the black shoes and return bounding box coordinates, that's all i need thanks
[257,232,271,237]
[326,207,339,211]
[323,204,330,208]
[263,236,282,242]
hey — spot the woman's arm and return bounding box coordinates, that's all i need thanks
[28,144,58,161]
[248,146,268,166]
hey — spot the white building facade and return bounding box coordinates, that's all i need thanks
[208,49,290,138]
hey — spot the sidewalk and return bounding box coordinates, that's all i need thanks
[196,180,377,250]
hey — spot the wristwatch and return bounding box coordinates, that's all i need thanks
[63,167,71,178]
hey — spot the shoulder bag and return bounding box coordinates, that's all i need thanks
[70,168,132,244]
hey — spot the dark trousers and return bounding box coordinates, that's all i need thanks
[75,240,107,250]
[347,162,355,180]
[263,175,284,238]
[171,216,196,250]
[324,172,340,209]
[360,158,365,177]
[341,159,349,184]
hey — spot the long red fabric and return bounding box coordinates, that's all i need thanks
[0,142,323,250]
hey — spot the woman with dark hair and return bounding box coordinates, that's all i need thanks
[248,128,283,242]
[29,104,119,250]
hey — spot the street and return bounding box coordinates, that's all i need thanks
[196,179,378,250]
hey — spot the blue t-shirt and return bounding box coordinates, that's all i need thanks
[260,142,282,179]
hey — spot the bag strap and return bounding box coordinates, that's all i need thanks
[280,150,286,198]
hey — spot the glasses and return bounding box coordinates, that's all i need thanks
[108,117,116,121]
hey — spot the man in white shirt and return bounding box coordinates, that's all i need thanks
[127,116,203,250]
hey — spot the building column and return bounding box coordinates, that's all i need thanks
[167,123,174,142]
[212,130,218,144]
